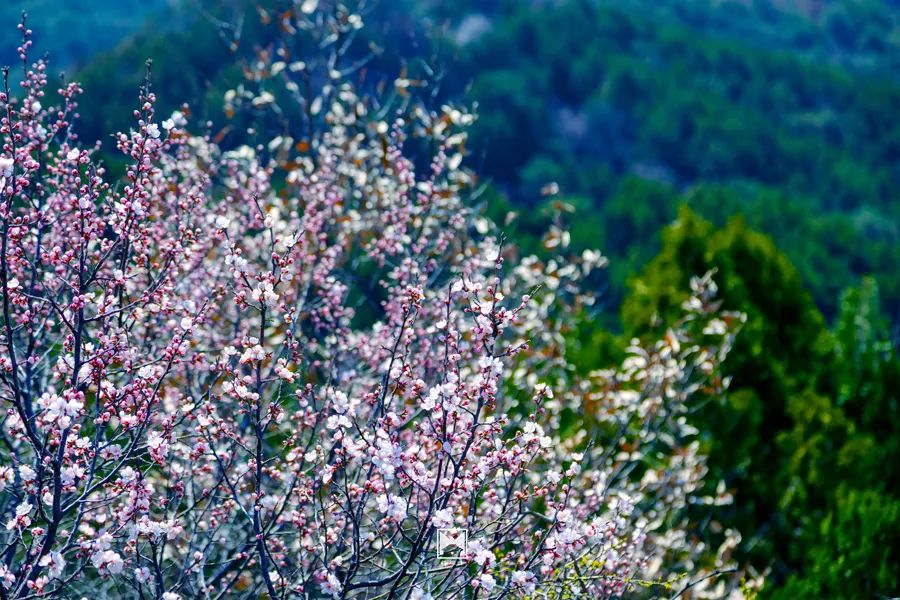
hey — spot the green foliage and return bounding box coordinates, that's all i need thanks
[832,279,900,447]
[74,4,258,145]
[769,282,900,596]
[773,489,900,598]
[0,0,169,70]
[445,0,900,323]
[624,209,900,594]
[623,209,830,561]
[51,0,900,323]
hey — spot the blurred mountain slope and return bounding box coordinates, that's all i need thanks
[0,0,177,70]
[30,0,900,330]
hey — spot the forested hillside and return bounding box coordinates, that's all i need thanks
[0,0,172,70]
[63,0,900,331]
[443,0,900,326]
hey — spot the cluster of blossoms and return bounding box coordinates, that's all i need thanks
[0,5,749,599]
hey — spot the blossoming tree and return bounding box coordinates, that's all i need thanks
[0,5,746,599]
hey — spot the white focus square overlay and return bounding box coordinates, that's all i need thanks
[436,528,468,561]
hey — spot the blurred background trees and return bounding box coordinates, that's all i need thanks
[621,209,900,595]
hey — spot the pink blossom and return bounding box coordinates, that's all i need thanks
[5,502,32,531]
[91,550,124,576]
[320,571,341,598]
[38,552,65,579]
[0,15,746,599]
